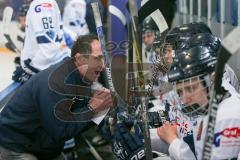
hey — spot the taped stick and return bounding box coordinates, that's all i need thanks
[202,26,240,160]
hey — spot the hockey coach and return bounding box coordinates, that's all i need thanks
[0,34,113,160]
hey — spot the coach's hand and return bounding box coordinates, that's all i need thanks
[89,89,113,112]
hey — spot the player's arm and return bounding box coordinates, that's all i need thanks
[157,122,197,160]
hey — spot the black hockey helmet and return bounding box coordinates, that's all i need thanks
[167,22,212,36]
[167,32,220,118]
[18,4,30,17]
[142,16,158,34]
[163,22,212,51]
[168,33,220,82]
[154,22,214,73]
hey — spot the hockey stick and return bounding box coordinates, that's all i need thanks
[0,82,22,110]
[3,34,21,54]
[128,0,172,159]
[82,135,103,160]
[202,27,240,159]
[91,2,121,134]
[126,0,172,158]
[139,0,168,33]
[127,1,154,159]
[2,6,13,35]
[2,6,21,54]
[91,3,115,92]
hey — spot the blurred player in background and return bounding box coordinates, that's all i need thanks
[63,0,89,36]
[12,0,70,83]
[142,17,158,63]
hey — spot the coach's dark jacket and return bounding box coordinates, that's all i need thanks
[0,58,95,160]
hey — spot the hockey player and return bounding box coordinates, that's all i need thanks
[4,4,29,54]
[18,4,29,32]
[157,34,240,160]
[17,3,29,44]
[141,17,158,63]
[5,4,30,67]
[0,34,113,160]
[149,23,239,159]
[13,0,70,83]
[63,0,90,36]
[111,22,240,160]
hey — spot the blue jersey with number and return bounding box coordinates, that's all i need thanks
[21,0,70,71]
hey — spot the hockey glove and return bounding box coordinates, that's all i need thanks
[112,123,145,160]
[116,111,165,128]
[147,111,166,128]
[12,66,32,83]
[102,111,140,142]
[102,110,165,141]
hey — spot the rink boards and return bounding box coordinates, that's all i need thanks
[0,50,19,108]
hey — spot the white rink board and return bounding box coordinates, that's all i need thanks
[0,51,16,91]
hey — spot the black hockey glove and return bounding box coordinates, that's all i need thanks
[112,122,145,160]
[12,66,32,83]
[147,111,167,128]
[116,111,166,128]
[102,111,166,141]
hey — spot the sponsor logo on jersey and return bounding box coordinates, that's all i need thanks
[35,3,53,13]
[176,117,191,136]
[214,127,240,147]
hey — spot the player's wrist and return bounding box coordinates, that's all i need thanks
[87,104,96,113]
[166,135,178,144]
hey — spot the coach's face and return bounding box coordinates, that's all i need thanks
[76,40,105,82]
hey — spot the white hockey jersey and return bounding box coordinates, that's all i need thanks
[21,0,70,72]
[63,0,90,36]
[168,78,240,160]
[150,73,194,155]
[224,64,240,93]
[142,46,157,64]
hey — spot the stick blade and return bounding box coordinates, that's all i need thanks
[2,6,13,34]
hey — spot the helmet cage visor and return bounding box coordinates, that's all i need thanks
[172,74,211,118]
